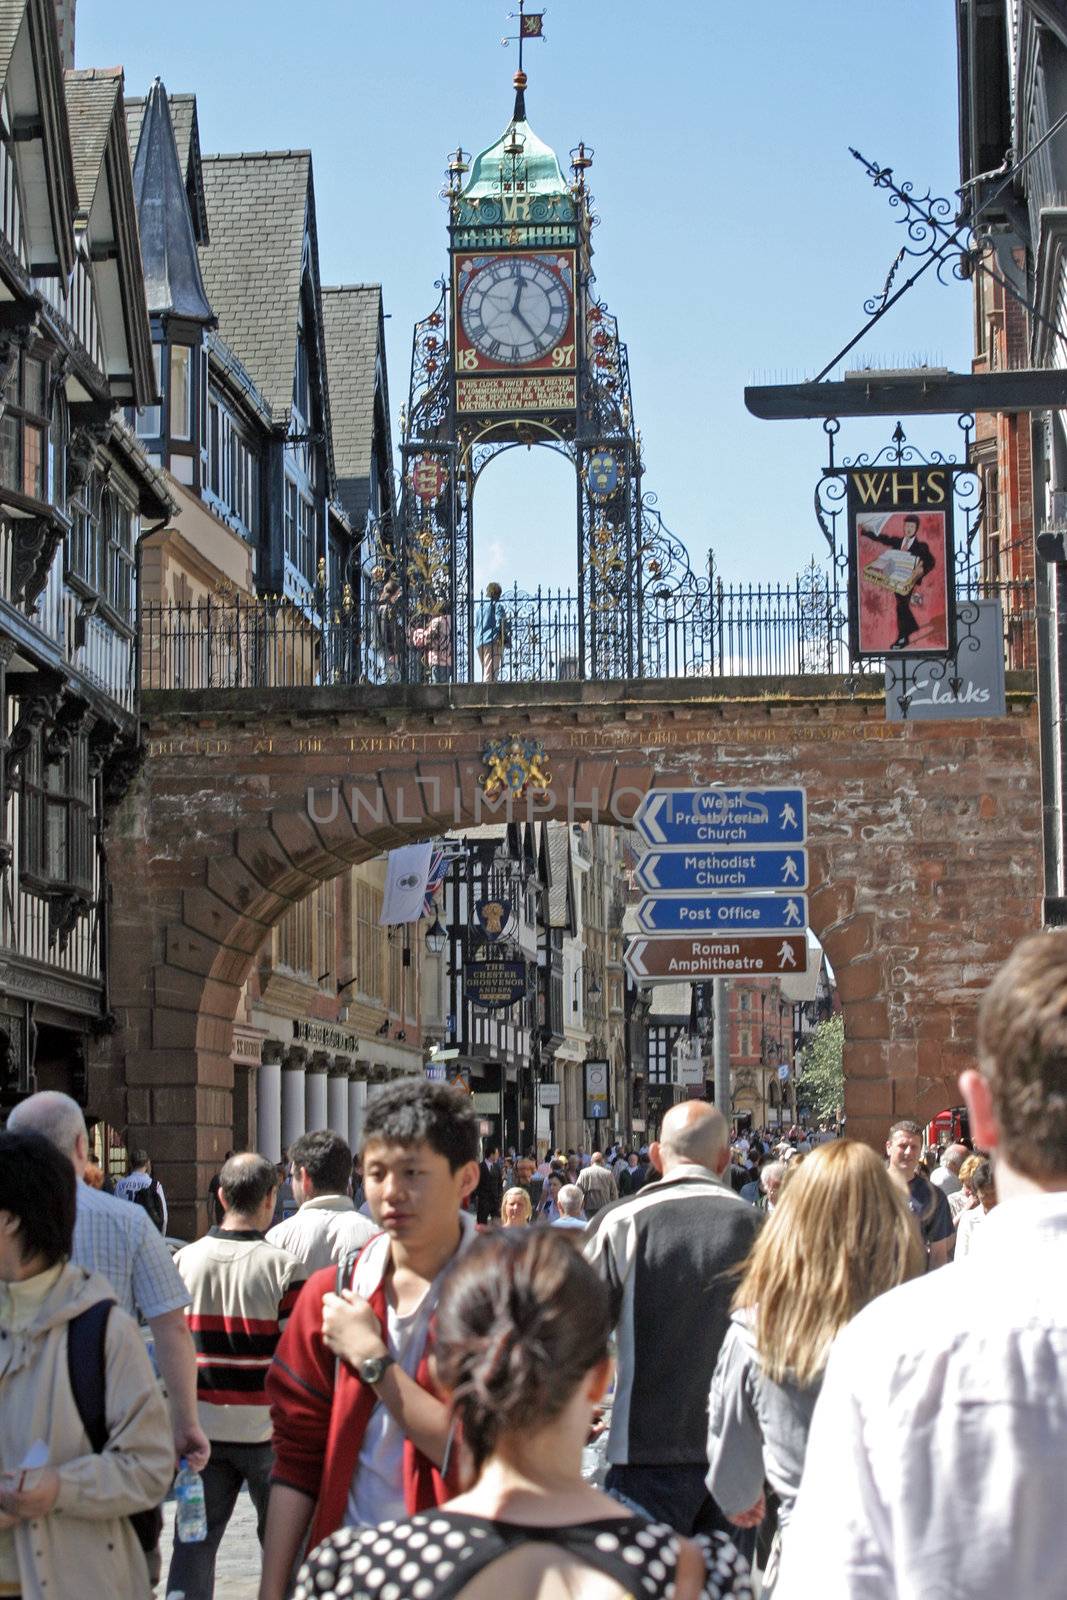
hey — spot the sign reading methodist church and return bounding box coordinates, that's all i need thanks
[848,465,955,660]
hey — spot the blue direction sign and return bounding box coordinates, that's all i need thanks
[636,893,808,934]
[634,788,806,848]
[634,847,809,894]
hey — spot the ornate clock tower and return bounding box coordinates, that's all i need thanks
[390,34,652,681]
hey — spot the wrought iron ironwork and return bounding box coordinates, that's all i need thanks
[389,82,719,686]
[139,561,1032,692]
[814,146,1067,382]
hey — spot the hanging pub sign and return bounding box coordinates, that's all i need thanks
[847,465,955,659]
[464,959,527,1010]
[584,1059,610,1121]
[473,899,513,942]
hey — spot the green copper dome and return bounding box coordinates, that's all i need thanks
[463,115,570,202]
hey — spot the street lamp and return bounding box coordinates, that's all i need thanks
[572,965,602,1012]
[424,916,447,957]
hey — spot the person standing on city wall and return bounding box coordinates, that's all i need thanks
[584,1101,762,1544]
[266,1131,376,1272]
[7,1092,210,1487]
[257,1081,481,1600]
[166,1154,306,1600]
[777,929,1067,1600]
[476,581,510,682]
[0,1130,174,1600]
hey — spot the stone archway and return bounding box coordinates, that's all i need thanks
[100,673,1042,1235]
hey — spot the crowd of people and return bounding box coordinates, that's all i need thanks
[0,927,1064,1597]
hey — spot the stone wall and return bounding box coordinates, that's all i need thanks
[102,674,1043,1237]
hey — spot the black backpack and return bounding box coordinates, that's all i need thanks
[129,1181,166,1235]
[66,1298,166,1554]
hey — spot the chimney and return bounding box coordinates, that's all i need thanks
[54,0,76,71]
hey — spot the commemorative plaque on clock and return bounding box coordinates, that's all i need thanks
[452,249,577,414]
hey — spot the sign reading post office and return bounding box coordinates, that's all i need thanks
[848,465,955,660]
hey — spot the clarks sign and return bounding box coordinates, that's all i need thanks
[886,598,1006,721]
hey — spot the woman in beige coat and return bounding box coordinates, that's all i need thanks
[0,1130,174,1600]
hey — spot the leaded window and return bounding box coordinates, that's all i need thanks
[0,352,48,502]
[19,727,93,897]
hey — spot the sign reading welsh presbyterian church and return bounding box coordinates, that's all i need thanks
[847,465,955,660]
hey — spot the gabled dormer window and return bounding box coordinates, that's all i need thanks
[1,353,49,503]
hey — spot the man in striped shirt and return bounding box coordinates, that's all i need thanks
[167,1153,306,1600]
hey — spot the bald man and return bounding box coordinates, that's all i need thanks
[584,1101,762,1544]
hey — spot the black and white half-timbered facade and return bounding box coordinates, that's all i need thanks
[0,1,173,1119]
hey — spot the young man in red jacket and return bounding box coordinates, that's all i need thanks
[258,1081,480,1599]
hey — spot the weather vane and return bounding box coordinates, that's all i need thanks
[502,1,546,74]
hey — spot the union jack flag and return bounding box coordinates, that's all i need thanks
[423,847,448,917]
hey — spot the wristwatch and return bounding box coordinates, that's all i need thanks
[359,1352,395,1386]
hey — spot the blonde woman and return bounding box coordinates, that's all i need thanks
[705,1141,924,1592]
[499,1186,532,1226]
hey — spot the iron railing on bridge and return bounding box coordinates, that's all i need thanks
[140,565,1035,692]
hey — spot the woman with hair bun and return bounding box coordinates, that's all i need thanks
[295,1229,753,1600]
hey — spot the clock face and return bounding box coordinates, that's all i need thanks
[460,256,571,366]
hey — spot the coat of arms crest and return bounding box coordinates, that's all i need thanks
[479,736,552,801]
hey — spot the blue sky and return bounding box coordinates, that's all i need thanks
[79,1,972,591]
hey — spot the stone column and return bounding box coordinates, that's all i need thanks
[305,1051,329,1130]
[327,1056,351,1137]
[349,1064,369,1152]
[256,1040,285,1161]
[280,1045,308,1151]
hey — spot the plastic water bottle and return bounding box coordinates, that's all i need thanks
[173,1458,207,1544]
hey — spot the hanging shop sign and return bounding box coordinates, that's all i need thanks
[464,959,527,1010]
[885,597,1006,720]
[847,465,955,660]
[585,1058,610,1121]
[474,899,513,942]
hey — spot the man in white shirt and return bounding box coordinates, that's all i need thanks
[266,1130,376,1272]
[778,929,1067,1600]
[929,1141,968,1195]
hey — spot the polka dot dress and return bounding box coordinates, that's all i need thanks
[294,1512,754,1600]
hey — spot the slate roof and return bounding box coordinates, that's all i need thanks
[64,69,123,217]
[197,150,318,432]
[321,284,388,528]
[125,90,208,241]
[131,79,213,322]
[543,822,574,930]
[0,1,25,94]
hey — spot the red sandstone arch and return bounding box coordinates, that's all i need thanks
[101,676,1043,1235]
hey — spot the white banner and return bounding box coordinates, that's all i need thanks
[379,842,433,926]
